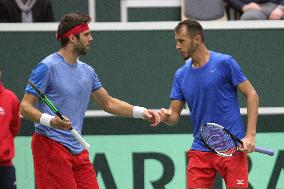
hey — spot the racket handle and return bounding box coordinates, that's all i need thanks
[255,146,274,156]
[70,128,90,149]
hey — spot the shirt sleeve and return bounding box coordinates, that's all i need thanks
[226,57,247,87]
[25,63,49,96]
[91,68,102,91]
[170,71,185,100]
[10,94,21,137]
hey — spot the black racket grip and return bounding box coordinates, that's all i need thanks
[55,111,64,120]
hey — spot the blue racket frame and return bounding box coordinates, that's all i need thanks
[200,123,274,157]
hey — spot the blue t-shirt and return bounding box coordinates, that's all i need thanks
[25,53,102,154]
[170,51,247,151]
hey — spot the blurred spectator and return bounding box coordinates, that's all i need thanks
[226,0,284,20]
[0,0,55,22]
[0,67,21,189]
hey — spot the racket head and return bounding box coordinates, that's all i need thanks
[200,122,242,157]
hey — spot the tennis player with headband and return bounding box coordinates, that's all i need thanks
[158,19,259,188]
[20,12,160,189]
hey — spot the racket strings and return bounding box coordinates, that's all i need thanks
[202,125,238,155]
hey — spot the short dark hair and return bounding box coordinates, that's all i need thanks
[57,12,91,47]
[175,19,204,42]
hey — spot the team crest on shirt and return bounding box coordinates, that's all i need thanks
[236,179,245,185]
[0,106,5,115]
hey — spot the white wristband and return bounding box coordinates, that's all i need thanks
[133,106,146,119]
[40,113,55,127]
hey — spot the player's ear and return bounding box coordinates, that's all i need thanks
[69,34,76,42]
[195,35,202,44]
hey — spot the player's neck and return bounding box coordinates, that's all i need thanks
[58,48,78,64]
[191,46,210,68]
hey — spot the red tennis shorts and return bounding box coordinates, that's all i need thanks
[32,133,99,189]
[187,149,248,188]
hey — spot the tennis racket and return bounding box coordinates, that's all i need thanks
[200,122,274,157]
[28,81,90,149]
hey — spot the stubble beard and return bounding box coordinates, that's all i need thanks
[184,42,197,60]
[76,45,89,56]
